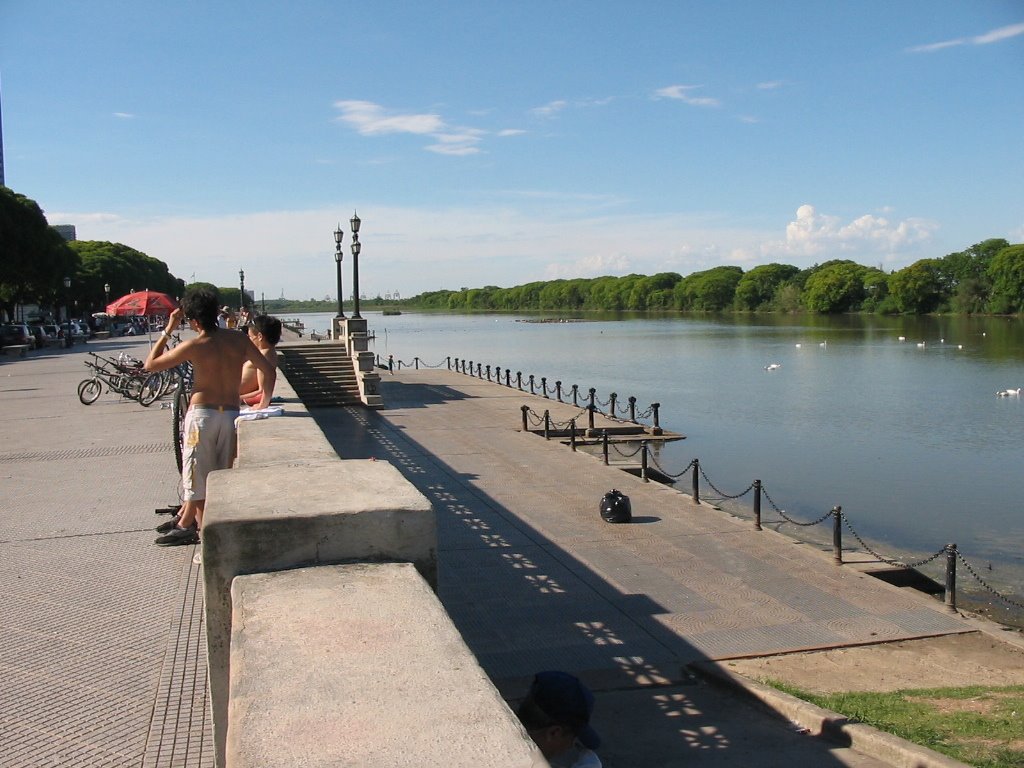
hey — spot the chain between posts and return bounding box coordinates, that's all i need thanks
[955,551,1024,610]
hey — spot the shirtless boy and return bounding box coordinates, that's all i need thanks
[144,287,276,546]
[240,314,281,406]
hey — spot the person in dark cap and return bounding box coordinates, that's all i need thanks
[516,671,602,768]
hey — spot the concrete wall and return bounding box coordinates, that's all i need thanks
[202,368,539,767]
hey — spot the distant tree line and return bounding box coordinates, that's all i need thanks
[408,238,1024,315]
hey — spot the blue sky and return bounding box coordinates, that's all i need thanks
[2,1,1022,300]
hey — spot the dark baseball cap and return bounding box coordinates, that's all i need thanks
[529,671,600,750]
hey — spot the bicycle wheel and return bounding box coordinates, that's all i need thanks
[124,374,144,401]
[139,373,162,406]
[78,378,102,405]
[172,378,189,473]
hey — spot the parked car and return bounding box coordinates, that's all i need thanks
[28,325,47,349]
[1,323,34,348]
[41,324,70,348]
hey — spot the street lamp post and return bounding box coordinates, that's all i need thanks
[104,282,110,309]
[350,211,362,319]
[239,269,246,311]
[334,225,346,318]
[62,276,71,323]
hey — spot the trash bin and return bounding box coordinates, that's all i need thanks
[599,489,632,524]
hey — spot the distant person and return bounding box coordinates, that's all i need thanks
[217,307,229,328]
[517,671,602,768]
[240,314,281,407]
[144,287,276,546]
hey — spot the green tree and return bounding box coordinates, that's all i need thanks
[888,259,944,314]
[676,266,743,310]
[72,240,186,311]
[0,186,79,319]
[802,261,868,313]
[734,263,799,310]
[986,244,1024,314]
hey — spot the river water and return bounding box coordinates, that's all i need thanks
[290,310,1024,600]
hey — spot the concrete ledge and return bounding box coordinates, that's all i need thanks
[690,660,971,768]
[204,459,435,766]
[227,564,544,768]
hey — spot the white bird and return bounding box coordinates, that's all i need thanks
[764,363,782,371]
[794,343,801,348]
[957,345,963,350]
[940,338,945,344]
[997,388,1021,397]
[916,342,926,348]
[819,341,827,348]
[898,336,906,342]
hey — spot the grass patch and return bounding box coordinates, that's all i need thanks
[766,681,1024,768]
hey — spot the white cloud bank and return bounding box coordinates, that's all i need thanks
[49,203,939,298]
[653,85,721,107]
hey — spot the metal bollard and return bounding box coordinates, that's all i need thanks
[376,353,380,366]
[569,418,577,451]
[572,384,579,406]
[447,356,451,370]
[588,403,596,431]
[521,405,529,431]
[641,441,649,482]
[541,377,549,398]
[556,381,562,402]
[517,371,522,390]
[652,402,662,435]
[609,392,617,417]
[753,479,762,530]
[505,369,511,387]
[602,430,609,465]
[544,410,550,439]
[832,506,843,564]
[529,374,535,395]
[628,396,637,423]
[945,543,957,613]
[588,388,596,414]
[486,364,491,381]
[477,363,482,379]
[691,459,700,505]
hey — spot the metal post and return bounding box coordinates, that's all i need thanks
[641,441,649,482]
[832,506,843,564]
[541,377,548,398]
[588,388,596,413]
[486,364,491,381]
[521,405,529,431]
[628,396,637,423]
[447,356,451,370]
[477,363,483,379]
[572,385,579,407]
[415,357,420,370]
[945,543,957,613]
[529,374,535,395]
[570,419,577,451]
[652,402,662,435]
[516,371,522,390]
[505,369,511,387]
[555,381,562,402]
[609,392,617,418]
[692,459,700,505]
[602,430,609,465]
[544,410,550,440]
[753,479,762,530]
[388,355,393,373]
[588,404,596,431]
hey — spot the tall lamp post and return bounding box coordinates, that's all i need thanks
[104,282,110,309]
[239,269,246,311]
[62,276,71,323]
[333,224,346,318]
[350,211,362,319]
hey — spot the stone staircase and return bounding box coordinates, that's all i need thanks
[278,343,362,407]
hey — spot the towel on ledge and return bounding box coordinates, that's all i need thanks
[235,405,285,425]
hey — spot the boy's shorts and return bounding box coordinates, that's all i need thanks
[181,405,239,501]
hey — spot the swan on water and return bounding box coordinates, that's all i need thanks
[916,342,926,348]
[997,388,1021,397]
[819,341,827,348]
[898,336,906,342]
[794,343,801,348]
[764,363,782,371]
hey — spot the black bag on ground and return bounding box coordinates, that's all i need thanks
[599,489,632,523]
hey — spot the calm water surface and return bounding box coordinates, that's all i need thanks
[292,311,1024,596]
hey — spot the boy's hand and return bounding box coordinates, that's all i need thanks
[166,308,183,332]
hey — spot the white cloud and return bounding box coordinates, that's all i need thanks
[113,112,136,119]
[778,204,937,257]
[908,21,1024,53]
[497,129,526,137]
[334,100,489,156]
[653,85,721,107]
[531,100,568,117]
[756,81,783,90]
[545,252,632,279]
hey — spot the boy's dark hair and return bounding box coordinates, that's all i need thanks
[251,315,282,345]
[180,287,220,331]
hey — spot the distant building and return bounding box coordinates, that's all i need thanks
[53,224,77,241]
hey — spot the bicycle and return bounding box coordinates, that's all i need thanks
[77,352,162,406]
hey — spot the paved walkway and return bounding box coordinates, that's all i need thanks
[0,344,978,767]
